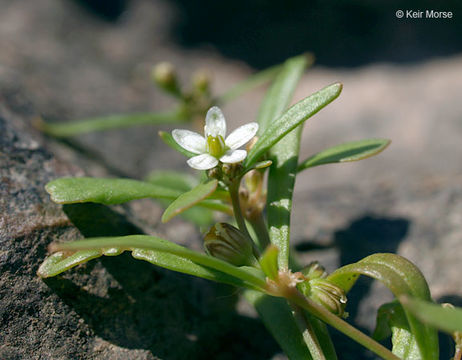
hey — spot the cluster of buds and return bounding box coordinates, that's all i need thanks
[152,62,213,129]
[203,223,257,267]
[297,262,348,317]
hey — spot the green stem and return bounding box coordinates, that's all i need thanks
[287,289,400,360]
[249,212,271,252]
[229,180,260,257]
[290,303,327,360]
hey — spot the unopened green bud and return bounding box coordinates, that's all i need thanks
[152,62,181,96]
[298,275,347,317]
[311,279,347,317]
[204,223,257,266]
[192,70,211,93]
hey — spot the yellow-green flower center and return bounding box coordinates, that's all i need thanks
[206,135,227,158]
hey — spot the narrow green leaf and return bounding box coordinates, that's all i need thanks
[374,301,421,359]
[216,63,283,104]
[37,250,102,278]
[159,130,196,157]
[254,160,273,169]
[145,170,214,226]
[245,82,343,170]
[244,290,314,360]
[328,253,431,299]
[327,253,438,360]
[256,54,313,135]
[46,177,230,216]
[131,248,247,288]
[48,235,267,290]
[400,296,462,333]
[259,245,279,281]
[46,177,181,204]
[298,138,391,172]
[38,246,247,288]
[262,54,309,269]
[161,180,218,222]
[38,109,185,137]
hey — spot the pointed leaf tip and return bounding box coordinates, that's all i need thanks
[298,138,391,172]
[245,82,343,169]
[161,180,218,223]
[260,245,279,280]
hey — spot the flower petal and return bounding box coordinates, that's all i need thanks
[220,149,247,164]
[225,122,258,149]
[172,129,206,154]
[187,154,219,170]
[205,106,226,138]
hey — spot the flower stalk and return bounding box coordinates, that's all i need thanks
[228,179,261,259]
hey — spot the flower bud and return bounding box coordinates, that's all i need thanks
[204,223,257,266]
[298,264,347,317]
[152,62,181,96]
[192,70,211,94]
[310,279,347,317]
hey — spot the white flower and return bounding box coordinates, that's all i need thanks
[172,106,259,170]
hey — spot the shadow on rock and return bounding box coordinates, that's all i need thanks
[334,215,410,319]
[70,0,129,21]
[44,203,279,359]
[168,0,462,68]
[332,215,410,359]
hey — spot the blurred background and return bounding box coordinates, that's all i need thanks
[1,0,462,359]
